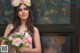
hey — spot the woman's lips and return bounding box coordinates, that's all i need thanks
[21,15,27,17]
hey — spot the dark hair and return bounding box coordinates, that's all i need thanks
[9,4,34,37]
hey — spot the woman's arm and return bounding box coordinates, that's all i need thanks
[1,24,14,45]
[18,27,42,53]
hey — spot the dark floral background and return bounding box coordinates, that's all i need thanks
[33,0,71,24]
[0,0,13,24]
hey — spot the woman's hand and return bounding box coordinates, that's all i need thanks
[17,47,26,53]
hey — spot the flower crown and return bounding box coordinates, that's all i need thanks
[11,0,31,7]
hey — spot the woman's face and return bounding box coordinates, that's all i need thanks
[18,4,29,20]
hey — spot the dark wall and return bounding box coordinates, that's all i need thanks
[0,25,7,36]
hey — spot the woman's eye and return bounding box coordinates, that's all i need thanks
[24,8,28,10]
[18,9,22,11]
[18,8,28,11]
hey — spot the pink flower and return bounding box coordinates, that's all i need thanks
[11,0,14,6]
[22,35,32,44]
[20,0,25,4]
[22,37,27,43]
[26,36,32,44]
[12,38,22,47]
[11,0,14,2]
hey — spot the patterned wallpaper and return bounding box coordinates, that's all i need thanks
[33,0,71,24]
[0,0,14,24]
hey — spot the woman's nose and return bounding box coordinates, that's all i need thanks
[22,10,25,14]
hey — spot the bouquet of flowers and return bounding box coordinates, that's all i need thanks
[0,32,32,48]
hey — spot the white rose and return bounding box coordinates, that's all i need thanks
[12,38,22,47]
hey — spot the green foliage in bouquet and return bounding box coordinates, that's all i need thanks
[0,36,11,45]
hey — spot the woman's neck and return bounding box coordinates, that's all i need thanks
[19,23,27,32]
[20,19,27,26]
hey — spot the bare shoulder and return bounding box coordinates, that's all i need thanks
[33,27,40,36]
[7,23,14,30]
[33,27,39,32]
[3,23,14,37]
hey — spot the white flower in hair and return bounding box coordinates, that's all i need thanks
[25,0,31,7]
[14,0,20,6]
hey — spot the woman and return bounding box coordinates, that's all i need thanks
[1,0,41,53]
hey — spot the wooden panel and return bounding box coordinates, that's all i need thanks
[40,33,72,53]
